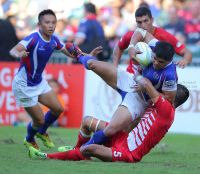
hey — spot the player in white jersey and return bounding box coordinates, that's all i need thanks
[10,9,101,150]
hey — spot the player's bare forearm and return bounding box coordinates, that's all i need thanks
[61,48,75,59]
[113,45,123,66]
[136,77,159,103]
[10,43,28,59]
[130,30,154,45]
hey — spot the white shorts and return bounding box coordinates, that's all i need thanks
[12,78,52,108]
[116,68,150,121]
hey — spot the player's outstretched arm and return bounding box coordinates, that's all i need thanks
[112,44,124,66]
[9,43,29,59]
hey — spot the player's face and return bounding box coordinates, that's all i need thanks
[152,55,172,70]
[39,15,57,36]
[136,15,154,33]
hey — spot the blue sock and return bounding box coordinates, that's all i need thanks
[78,56,97,70]
[26,121,39,142]
[82,129,110,147]
[38,110,58,134]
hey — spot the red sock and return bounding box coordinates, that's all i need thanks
[76,132,90,148]
[47,148,85,161]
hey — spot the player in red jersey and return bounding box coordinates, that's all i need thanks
[113,7,192,72]
[29,81,189,162]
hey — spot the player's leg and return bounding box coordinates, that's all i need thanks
[80,144,112,162]
[65,43,118,89]
[29,144,112,162]
[58,116,107,152]
[36,90,64,148]
[83,106,132,146]
[24,103,45,150]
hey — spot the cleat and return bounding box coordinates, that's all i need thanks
[65,43,84,59]
[29,147,47,158]
[24,138,41,151]
[36,133,54,148]
[58,146,75,152]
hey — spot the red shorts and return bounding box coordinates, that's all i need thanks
[104,131,137,163]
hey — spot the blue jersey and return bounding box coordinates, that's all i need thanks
[142,62,178,103]
[142,39,178,103]
[76,16,104,42]
[15,30,65,86]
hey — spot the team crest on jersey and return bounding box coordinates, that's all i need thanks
[51,44,56,49]
[153,72,159,79]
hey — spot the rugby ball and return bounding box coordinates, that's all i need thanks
[135,42,153,67]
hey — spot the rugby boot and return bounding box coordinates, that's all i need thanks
[24,138,41,151]
[29,147,47,158]
[36,132,54,148]
[58,146,75,152]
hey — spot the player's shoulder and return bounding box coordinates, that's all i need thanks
[23,31,39,40]
[164,62,176,71]
[80,18,87,24]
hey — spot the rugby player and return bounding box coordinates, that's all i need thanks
[28,83,189,162]
[10,9,101,150]
[113,7,192,71]
[61,28,178,147]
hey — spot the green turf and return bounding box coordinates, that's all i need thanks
[0,126,199,174]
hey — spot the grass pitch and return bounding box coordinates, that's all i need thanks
[0,126,199,174]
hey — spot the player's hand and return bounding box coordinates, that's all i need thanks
[90,46,103,57]
[18,51,29,59]
[128,47,142,65]
[174,59,189,69]
[130,84,146,93]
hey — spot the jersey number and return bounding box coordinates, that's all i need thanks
[114,151,122,157]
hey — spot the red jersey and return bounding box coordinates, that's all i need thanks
[109,95,175,163]
[118,27,186,73]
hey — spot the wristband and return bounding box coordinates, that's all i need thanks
[136,75,143,82]
[128,44,135,50]
[135,28,147,39]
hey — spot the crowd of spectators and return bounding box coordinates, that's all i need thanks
[0,0,200,62]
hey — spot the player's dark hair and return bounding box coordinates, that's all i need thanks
[38,9,56,23]
[154,41,175,61]
[84,3,96,14]
[174,84,189,108]
[135,7,152,19]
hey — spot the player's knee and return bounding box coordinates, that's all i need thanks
[87,59,97,70]
[33,118,44,127]
[104,126,117,137]
[81,144,98,156]
[82,116,92,129]
[52,106,64,116]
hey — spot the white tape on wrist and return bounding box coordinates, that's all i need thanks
[135,28,147,39]
[128,44,135,50]
[136,75,143,83]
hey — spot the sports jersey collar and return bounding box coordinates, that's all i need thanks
[164,61,172,68]
[85,14,97,20]
[38,30,51,43]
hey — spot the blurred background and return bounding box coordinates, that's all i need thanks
[0,0,200,133]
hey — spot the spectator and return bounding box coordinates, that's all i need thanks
[15,0,33,40]
[184,0,200,45]
[120,0,136,31]
[163,4,186,44]
[72,2,110,62]
[0,19,19,61]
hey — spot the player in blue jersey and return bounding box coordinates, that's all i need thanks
[10,9,101,150]
[63,28,177,148]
